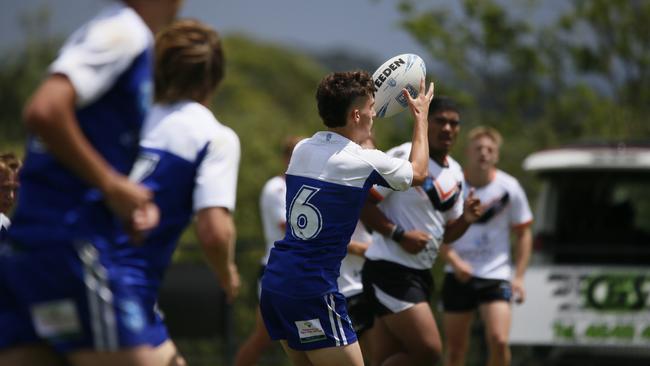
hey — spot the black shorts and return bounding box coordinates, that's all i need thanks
[441,273,512,312]
[345,293,374,337]
[362,259,433,317]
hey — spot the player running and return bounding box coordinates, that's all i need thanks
[441,127,533,366]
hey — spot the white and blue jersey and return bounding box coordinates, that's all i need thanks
[8,2,154,249]
[121,101,240,281]
[263,131,412,298]
[260,131,412,350]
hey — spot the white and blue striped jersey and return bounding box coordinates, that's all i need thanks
[122,101,240,279]
[262,131,413,298]
[9,2,154,248]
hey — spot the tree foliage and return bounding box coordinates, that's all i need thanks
[388,0,650,196]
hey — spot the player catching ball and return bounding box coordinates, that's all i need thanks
[260,70,434,366]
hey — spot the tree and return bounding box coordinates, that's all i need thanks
[386,0,650,196]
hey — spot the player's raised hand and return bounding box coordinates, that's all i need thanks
[404,78,435,120]
[463,188,482,223]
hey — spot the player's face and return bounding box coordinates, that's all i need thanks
[0,170,18,214]
[428,110,460,154]
[467,135,499,172]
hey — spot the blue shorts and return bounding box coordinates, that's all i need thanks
[260,288,357,351]
[0,240,168,353]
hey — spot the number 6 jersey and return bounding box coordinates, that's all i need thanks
[262,131,413,298]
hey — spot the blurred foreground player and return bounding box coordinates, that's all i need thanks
[0,1,183,365]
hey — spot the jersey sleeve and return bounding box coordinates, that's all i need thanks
[49,9,151,107]
[259,179,287,243]
[193,128,241,212]
[364,144,413,194]
[509,179,533,227]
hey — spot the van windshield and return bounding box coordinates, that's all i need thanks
[534,171,650,264]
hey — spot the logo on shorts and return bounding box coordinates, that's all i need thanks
[120,299,145,333]
[30,299,82,340]
[295,318,327,343]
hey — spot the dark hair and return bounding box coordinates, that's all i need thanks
[155,19,225,104]
[428,96,459,117]
[316,71,375,128]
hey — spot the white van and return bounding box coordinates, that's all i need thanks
[510,144,650,365]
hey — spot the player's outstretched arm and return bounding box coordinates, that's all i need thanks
[406,79,435,186]
[23,74,156,233]
[196,207,240,303]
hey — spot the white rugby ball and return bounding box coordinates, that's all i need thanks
[372,53,426,118]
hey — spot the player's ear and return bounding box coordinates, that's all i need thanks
[350,108,361,124]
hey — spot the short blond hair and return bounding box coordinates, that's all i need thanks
[467,126,503,148]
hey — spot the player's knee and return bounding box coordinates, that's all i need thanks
[411,340,442,366]
[486,332,509,353]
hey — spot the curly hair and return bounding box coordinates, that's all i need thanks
[316,71,375,128]
[155,19,225,104]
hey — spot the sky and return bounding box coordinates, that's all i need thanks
[0,0,429,64]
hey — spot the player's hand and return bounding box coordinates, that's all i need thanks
[127,201,160,244]
[462,188,482,223]
[511,276,526,304]
[220,263,241,304]
[399,230,432,254]
[404,78,434,121]
[452,259,473,283]
[102,175,159,243]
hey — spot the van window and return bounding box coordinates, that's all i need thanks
[534,171,650,264]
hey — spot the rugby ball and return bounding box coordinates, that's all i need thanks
[372,53,426,118]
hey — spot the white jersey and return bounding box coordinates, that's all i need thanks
[365,142,465,270]
[445,170,532,280]
[50,1,153,108]
[259,176,287,265]
[337,221,373,298]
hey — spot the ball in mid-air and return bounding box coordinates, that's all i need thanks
[372,53,427,118]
